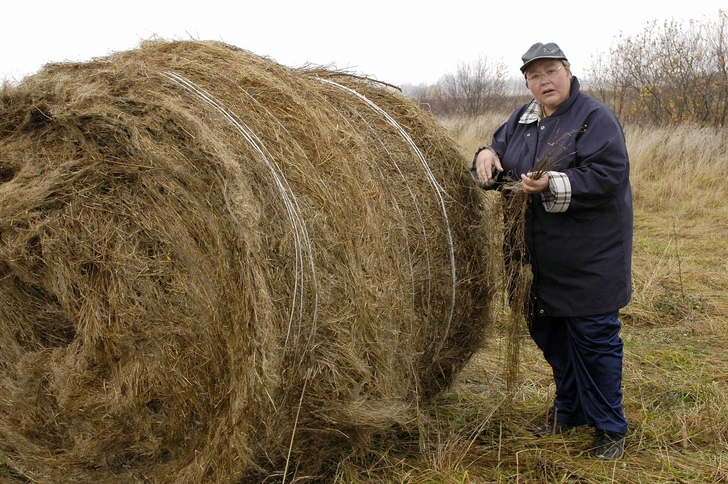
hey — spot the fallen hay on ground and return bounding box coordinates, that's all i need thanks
[0,40,496,483]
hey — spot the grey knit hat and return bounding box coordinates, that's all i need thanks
[520,42,568,72]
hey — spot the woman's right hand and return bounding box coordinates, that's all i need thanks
[474,147,504,186]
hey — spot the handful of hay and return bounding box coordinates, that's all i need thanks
[0,40,494,482]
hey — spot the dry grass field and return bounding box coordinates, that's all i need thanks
[333,116,728,483]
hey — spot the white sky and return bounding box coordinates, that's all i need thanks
[2,1,725,86]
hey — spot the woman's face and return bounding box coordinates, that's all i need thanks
[525,59,571,115]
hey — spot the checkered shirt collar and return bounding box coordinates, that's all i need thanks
[519,99,542,124]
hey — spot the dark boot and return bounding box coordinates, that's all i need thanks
[592,429,625,459]
[533,420,578,437]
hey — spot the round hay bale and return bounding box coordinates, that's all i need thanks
[0,40,494,483]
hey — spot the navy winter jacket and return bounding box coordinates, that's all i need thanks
[480,77,633,317]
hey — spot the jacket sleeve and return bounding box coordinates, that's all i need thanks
[469,110,521,190]
[560,104,630,211]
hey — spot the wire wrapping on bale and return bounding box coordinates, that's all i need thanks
[0,40,496,483]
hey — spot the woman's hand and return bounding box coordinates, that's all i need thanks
[475,148,503,186]
[521,172,550,194]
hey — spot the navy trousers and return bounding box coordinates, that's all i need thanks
[529,310,628,434]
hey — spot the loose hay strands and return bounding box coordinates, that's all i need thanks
[501,187,532,393]
[0,40,498,482]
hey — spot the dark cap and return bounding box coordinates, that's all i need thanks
[520,42,568,72]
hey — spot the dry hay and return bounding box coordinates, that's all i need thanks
[0,40,495,483]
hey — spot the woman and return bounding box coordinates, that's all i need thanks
[471,42,633,460]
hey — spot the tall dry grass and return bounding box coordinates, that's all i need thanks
[327,117,728,483]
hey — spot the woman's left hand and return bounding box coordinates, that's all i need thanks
[521,172,550,194]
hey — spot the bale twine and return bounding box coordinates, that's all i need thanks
[0,40,495,483]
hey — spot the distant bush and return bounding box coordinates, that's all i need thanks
[587,10,728,127]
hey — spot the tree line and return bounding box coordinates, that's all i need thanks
[405,10,728,128]
[402,56,530,117]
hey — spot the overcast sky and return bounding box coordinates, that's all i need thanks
[2,1,725,86]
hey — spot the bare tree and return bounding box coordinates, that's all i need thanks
[438,55,508,116]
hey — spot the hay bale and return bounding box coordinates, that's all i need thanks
[0,40,494,483]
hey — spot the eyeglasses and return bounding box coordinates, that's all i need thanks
[526,65,563,83]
